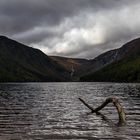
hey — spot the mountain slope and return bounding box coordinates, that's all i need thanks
[1,35,140,82]
[50,56,91,81]
[84,37,140,76]
[81,38,140,82]
[0,36,72,82]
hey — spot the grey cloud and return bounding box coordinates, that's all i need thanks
[0,0,140,58]
[0,0,134,34]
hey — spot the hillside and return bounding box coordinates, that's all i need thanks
[0,36,71,82]
[0,35,140,82]
[0,35,100,82]
[81,38,140,82]
[50,56,91,80]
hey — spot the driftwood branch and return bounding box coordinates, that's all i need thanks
[79,97,126,125]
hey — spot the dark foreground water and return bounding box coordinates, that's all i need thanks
[0,83,139,140]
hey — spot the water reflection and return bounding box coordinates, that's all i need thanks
[0,83,139,139]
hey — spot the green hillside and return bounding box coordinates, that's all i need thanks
[81,37,140,82]
[81,56,140,82]
[0,36,71,82]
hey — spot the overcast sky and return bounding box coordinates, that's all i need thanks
[1,0,140,58]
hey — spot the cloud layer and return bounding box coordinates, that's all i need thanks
[1,0,140,58]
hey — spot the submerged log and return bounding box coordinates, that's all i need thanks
[79,97,126,125]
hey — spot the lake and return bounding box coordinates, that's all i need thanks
[0,82,139,140]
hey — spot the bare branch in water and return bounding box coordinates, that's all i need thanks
[79,97,126,125]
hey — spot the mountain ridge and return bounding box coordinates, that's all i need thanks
[0,35,72,82]
[81,37,140,82]
[0,35,140,82]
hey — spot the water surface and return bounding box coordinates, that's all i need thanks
[0,82,139,139]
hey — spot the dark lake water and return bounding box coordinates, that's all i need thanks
[0,82,139,140]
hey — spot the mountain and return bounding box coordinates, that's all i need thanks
[0,35,90,82]
[50,56,90,81]
[0,35,140,82]
[0,36,72,82]
[81,38,140,82]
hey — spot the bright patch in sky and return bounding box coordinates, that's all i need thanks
[0,0,140,58]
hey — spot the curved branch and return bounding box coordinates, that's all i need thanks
[79,97,126,125]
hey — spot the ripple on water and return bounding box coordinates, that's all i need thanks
[0,82,139,139]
